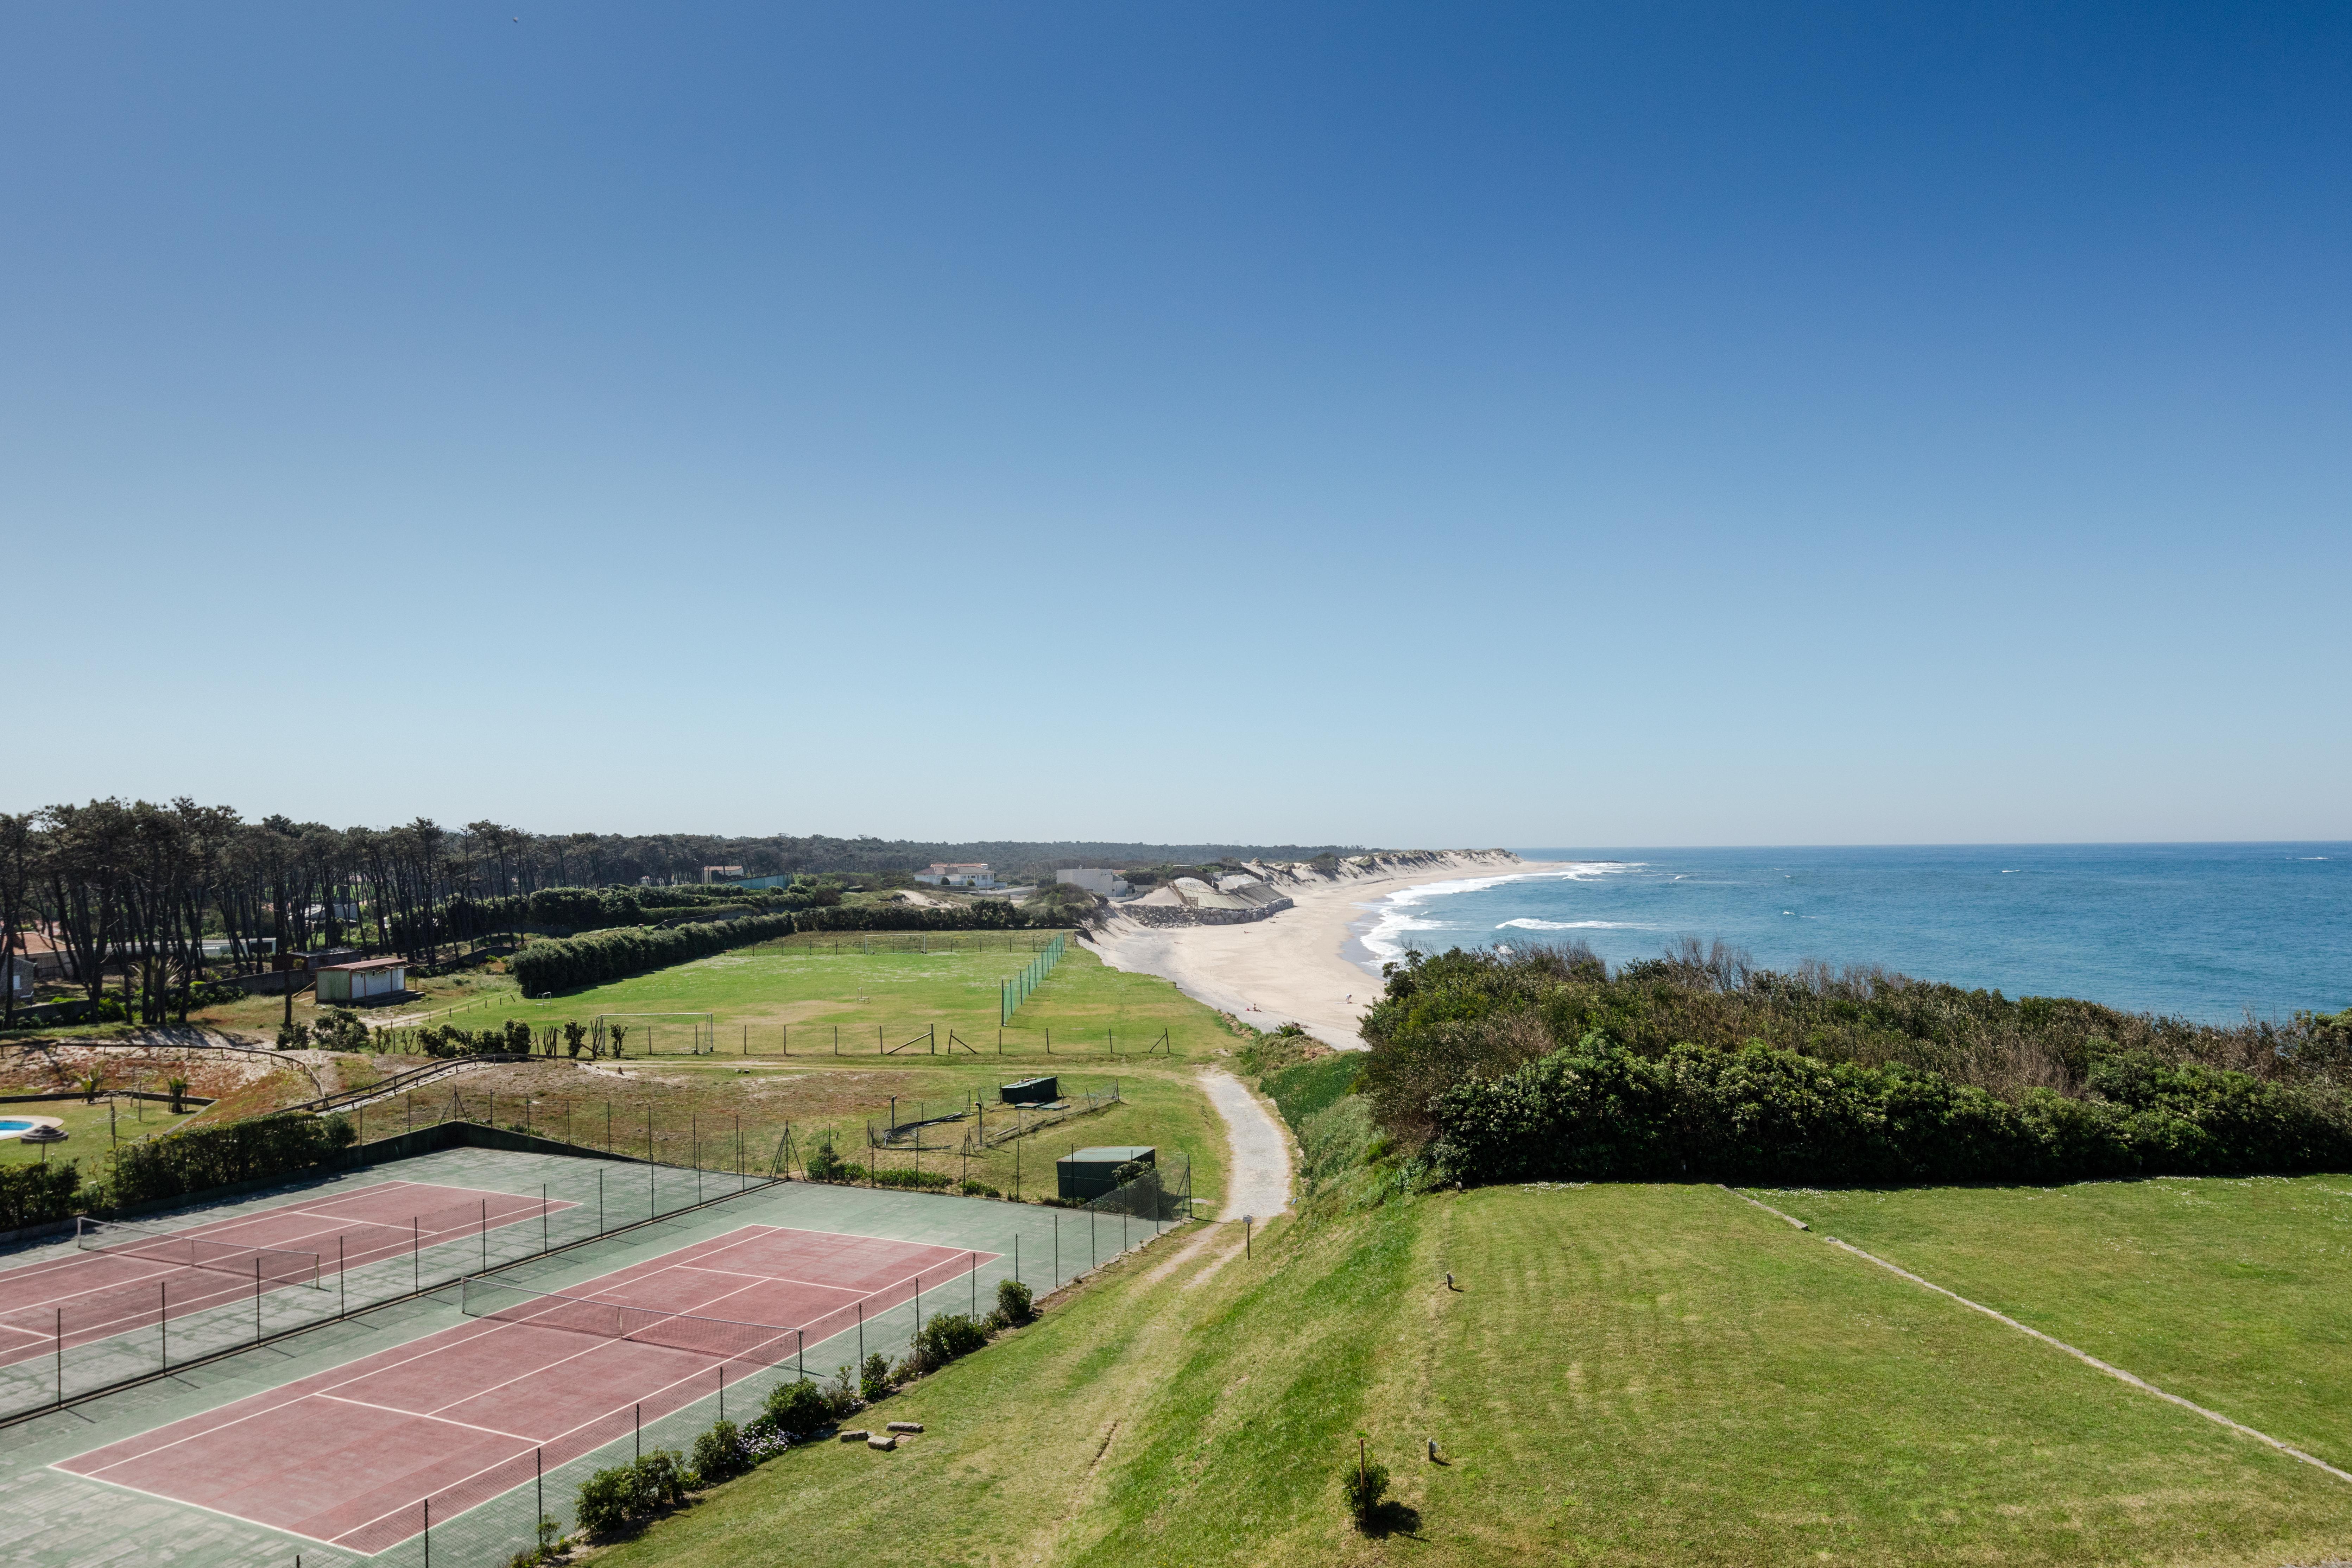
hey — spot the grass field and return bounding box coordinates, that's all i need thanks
[586,1180,2352,1568]
[0,1096,205,1169]
[327,946,1243,1214]
[1755,1177,2352,1480]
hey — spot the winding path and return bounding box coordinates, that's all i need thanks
[1199,1069,1293,1220]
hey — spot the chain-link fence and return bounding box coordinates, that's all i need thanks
[0,1138,774,1424]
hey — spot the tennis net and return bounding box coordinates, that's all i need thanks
[458,1278,801,1362]
[74,1216,324,1289]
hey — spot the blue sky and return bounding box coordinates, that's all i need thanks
[5,3,2346,845]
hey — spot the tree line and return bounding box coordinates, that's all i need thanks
[0,802,563,1028]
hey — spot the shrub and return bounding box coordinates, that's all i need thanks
[574,1466,636,1537]
[958,1178,1001,1197]
[110,1113,357,1206]
[870,1166,953,1190]
[1423,1036,2352,1188]
[276,1021,312,1050]
[913,1311,990,1371]
[804,1138,854,1182]
[994,1278,1034,1325]
[0,1162,82,1229]
[761,1378,833,1437]
[1343,1456,1391,1530]
[312,1009,369,1051]
[508,913,800,996]
[691,1420,747,1486]
[859,1351,894,1403]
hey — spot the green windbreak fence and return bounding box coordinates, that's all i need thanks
[999,933,1068,1025]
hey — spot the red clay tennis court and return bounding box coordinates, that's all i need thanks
[0,1180,568,1366]
[56,1224,992,1553]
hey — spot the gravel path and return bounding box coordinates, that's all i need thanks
[1200,1068,1293,1220]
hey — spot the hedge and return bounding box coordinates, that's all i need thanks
[791,903,1050,933]
[0,1163,83,1229]
[110,1112,359,1206]
[508,913,801,995]
[1427,1038,2352,1188]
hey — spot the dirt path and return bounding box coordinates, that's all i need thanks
[1198,1068,1292,1220]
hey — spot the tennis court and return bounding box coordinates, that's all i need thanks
[55,1223,993,1554]
[0,1180,569,1368]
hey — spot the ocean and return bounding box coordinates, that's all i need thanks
[1355,844,2352,1025]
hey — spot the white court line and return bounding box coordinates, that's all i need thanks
[315,1392,542,1443]
[1721,1186,2352,1488]
[675,1264,871,1295]
[51,1466,349,1550]
[59,1225,997,1549]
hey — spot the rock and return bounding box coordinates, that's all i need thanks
[867,1434,897,1450]
[838,1430,869,1443]
[886,1421,923,1433]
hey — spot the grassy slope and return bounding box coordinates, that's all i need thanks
[583,1182,2352,1568]
[1757,1177,2352,1474]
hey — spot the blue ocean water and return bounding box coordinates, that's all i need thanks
[1356,845,2352,1024]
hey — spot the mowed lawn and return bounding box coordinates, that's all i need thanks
[1756,1177,2352,1478]
[327,938,1229,1061]
[333,946,1244,1213]
[585,1182,2352,1568]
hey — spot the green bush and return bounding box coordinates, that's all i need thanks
[761,1378,834,1437]
[110,1113,357,1205]
[690,1420,747,1485]
[994,1277,1034,1325]
[508,913,799,996]
[312,1009,369,1051]
[1426,1037,2352,1188]
[913,1311,991,1371]
[804,1136,853,1181]
[0,1162,83,1229]
[574,1452,684,1536]
[859,1351,894,1403]
[959,1178,1001,1197]
[573,1466,635,1537]
[869,1166,953,1190]
[1343,1456,1392,1530]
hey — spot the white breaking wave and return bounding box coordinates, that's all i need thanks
[1359,861,1642,965]
[1494,918,1650,931]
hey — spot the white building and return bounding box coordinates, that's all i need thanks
[1056,868,1130,897]
[915,862,996,888]
[313,957,409,1004]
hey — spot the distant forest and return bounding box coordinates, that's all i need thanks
[0,799,1356,1025]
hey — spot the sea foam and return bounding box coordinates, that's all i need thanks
[1360,861,1639,966]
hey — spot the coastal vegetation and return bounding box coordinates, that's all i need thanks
[1363,941,2352,1187]
[585,1115,2352,1567]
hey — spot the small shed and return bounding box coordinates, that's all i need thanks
[1057,1145,1156,1204]
[1001,1076,1058,1106]
[314,956,408,1004]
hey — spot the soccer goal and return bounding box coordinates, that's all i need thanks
[593,1013,718,1057]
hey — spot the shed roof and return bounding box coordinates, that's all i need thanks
[1060,1146,1156,1164]
[315,957,407,973]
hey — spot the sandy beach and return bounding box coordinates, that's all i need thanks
[1087,851,1556,1049]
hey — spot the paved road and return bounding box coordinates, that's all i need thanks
[1199,1069,1293,1221]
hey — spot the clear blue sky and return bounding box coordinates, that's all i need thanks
[5,3,2346,846]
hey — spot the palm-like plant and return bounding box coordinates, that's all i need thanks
[77,1070,105,1103]
[165,1076,190,1114]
